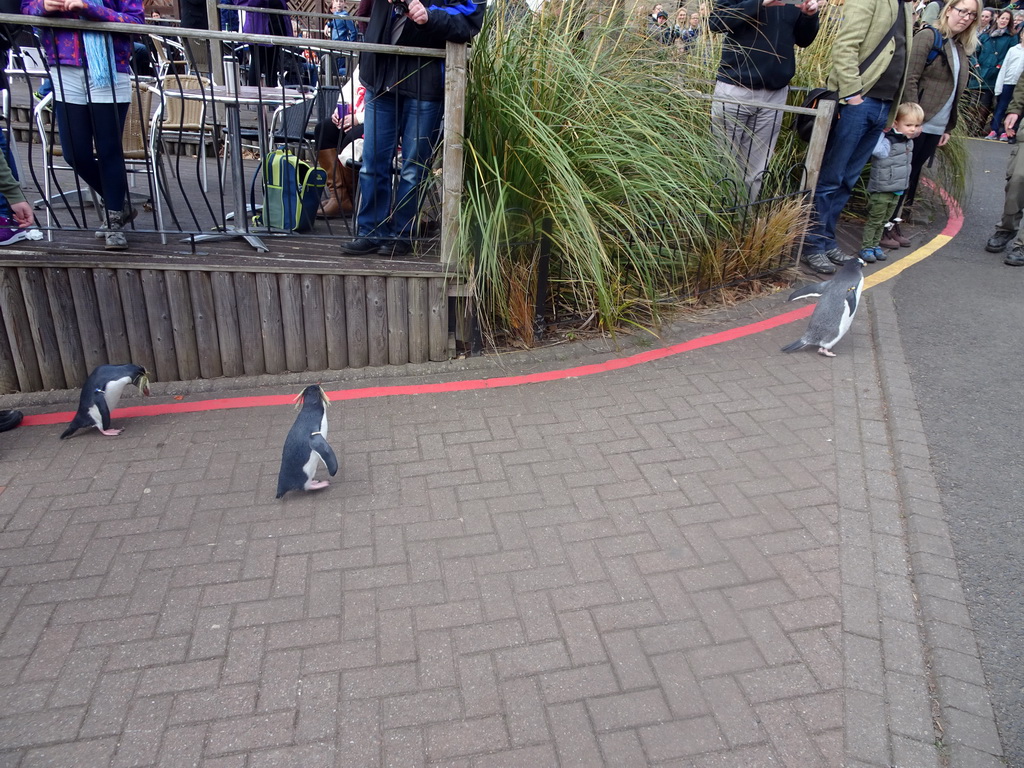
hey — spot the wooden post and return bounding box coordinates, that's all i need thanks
[141,269,180,383]
[43,268,87,387]
[441,42,467,271]
[20,267,66,391]
[797,97,835,265]
[407,277,428,364]
[117,269,157,380]
[803,97,835,196]
[323,275,348,370]
[1,268,43,391]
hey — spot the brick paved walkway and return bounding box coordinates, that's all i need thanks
[0,290,997,766]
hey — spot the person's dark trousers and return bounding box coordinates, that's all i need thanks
[804,97,891,255]
[53,100,131,215]
[356,89,443,242]
[247,45,281,87]
[0,127,17,218]
[891,131,942,223]
[312,118,362,152]
[991,87,1016,135]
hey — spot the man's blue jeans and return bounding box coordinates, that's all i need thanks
[357,89,443,242]
[805,97,891,255]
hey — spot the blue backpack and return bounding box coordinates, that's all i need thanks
[251,149,327,233]
[922,24,946,67]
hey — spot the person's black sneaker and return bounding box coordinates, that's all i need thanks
[0,410,23,432]
[378,240,413,258]
[802,251,837,274]
[986,230,1016,253]
[1005,247,1024,266]
[825,247,853,265]
[341,237,380,255]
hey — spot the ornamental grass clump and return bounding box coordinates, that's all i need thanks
[460,0,746,346]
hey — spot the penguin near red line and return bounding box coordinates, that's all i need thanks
[60,364,151,439]
[781,257,865,358]
[276,385,339,498]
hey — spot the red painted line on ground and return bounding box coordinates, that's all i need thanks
[923,178,964,236]
[22,184,966,431]
[21,304,814,428]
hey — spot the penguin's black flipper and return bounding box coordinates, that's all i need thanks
[310,433,339,477]
[846,288,860,315]
[59,422,81,439]
[788,281,830,302]
[781,338,809,353]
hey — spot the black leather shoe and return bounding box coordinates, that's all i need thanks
[340,237,380,255]
[1005,247,1024,266]
[378,240,413,258]
[0,410,23,432]
[986,230,1015,253]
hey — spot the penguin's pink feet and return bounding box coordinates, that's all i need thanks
[306,480,330,491]
[817,347,836,358]
[100,428,123,436]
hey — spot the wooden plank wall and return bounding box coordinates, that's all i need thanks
[0,265,453,393]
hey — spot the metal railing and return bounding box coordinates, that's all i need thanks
[0,13,467,265]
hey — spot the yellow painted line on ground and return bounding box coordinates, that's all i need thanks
[864,233,953,290]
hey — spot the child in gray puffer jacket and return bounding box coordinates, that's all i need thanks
[861,102,924,263]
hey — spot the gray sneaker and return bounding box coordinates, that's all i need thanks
[104,212,128,251]
[825,247,854,265]
[95,205,137,239]
[1005,247,1024,266]
[802,250,837,274]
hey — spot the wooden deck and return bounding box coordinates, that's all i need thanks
[0,84,463,394]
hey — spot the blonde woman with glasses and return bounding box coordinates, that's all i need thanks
[880,0,979,246]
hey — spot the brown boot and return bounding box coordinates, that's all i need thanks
[317,149,354,218]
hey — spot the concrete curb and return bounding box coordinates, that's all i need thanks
[868,284,1004,767]
[838,296,940,767]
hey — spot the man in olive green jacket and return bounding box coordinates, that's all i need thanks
[801,0,915,274]
[988,79,1024,266]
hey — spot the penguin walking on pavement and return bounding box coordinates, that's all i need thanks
[61,364,151,439]
[781,257,865,357]
[276,384,339,498]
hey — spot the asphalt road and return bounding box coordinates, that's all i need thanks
[890,136,1024,764]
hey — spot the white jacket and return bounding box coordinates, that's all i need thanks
[996,44,1024,95]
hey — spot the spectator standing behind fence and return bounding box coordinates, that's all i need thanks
[23,0,144,250]
[975,8,1015,129]
[708,0,819,202]
[861,102,922,262]
[800,0,914,275]
[236,0,292,87]
[178,0,211,74]
[676,10,700,52]
[325,0,358,77]
[990,28,1024,139]
[881,0,976,248]
[340,0,485,258]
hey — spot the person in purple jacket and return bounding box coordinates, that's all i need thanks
[22,0,144,250]
[236,0,292,87]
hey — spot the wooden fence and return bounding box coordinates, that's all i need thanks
[0,261,453,393]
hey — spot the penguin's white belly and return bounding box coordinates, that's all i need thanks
[87,404,103,429]
[319,412,328,438]
[303,450,323,479]
[103,377,132,412]
[821,284,862,350]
